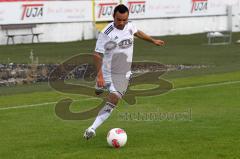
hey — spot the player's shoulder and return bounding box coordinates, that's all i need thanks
[101,22,114,36]
[126,21,138,35]
[126,21,136,29]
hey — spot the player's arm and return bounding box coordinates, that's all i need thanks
[93,52,105,88]
[134,30,165,46]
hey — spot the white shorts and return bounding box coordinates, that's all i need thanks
[96,74,130,98]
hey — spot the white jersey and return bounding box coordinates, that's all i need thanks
[95,22,138,82]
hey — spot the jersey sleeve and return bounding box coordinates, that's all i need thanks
[95,23,113,54]
[130,22,138,34]
[95,32,110,54]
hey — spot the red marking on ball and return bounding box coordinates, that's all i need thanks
[115,128,125,134]
[112,139,120,148]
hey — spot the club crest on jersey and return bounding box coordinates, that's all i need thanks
[118,38,133,49]
[104,41,117,51]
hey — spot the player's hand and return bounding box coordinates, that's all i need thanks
[97,74,105,88]
[153,39,165,46]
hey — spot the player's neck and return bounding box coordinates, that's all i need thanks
[114,23,125,30]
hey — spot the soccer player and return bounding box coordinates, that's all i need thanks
[84,4,164,139]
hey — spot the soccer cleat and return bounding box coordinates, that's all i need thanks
[83,127,96,140]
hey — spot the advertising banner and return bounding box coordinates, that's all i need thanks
[0,0,92,24]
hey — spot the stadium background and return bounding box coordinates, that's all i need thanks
[0,0,240,159]
[0,0,239,44]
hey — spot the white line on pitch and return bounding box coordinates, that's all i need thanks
[171,80,240,91]
[0,101,57,110]
[0,98,98,111]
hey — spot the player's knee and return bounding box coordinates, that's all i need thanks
[107,93,120,105]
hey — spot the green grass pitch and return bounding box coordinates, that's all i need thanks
[0,33,240,159]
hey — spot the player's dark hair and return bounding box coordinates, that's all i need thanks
[113,4,129,17]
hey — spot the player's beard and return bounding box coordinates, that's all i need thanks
[117,25,124,30]
[114,23,125,30]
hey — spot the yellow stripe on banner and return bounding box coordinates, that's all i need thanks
[92,0,95,22]
[95,22,108,32]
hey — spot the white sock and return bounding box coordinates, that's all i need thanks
[90,102,116,130]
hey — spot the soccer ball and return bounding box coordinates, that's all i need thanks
[107,128,127,148]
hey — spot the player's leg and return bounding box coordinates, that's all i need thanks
[91,93,119,129]
[84,75,128,140]
[83,92,120,140]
